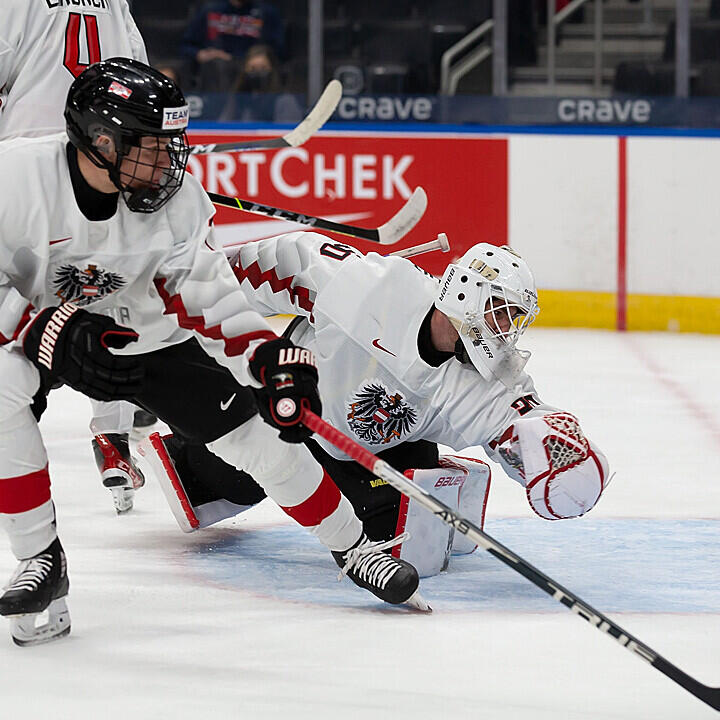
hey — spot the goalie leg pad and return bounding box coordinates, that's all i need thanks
[392,456,490,577]
[137,433,255,532]
[443,455,491,554]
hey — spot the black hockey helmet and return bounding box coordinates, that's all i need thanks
[65,57,190,213]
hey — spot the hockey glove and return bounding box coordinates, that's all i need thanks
[248,337,321,443]
[23,303,144,402]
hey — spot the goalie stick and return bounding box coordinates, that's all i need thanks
[390,233,450,259]
[208,186,428,244]
[301,409,720,712]
[189,80,342,155]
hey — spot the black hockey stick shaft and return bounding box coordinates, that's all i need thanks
[208,192,382,242]
[301,409,720,712]
[191,135,296,154]
[208,186,428,245]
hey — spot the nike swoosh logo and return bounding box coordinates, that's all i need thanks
[50,236,72,245]
[220,393,236,411]
[372,338,396,357]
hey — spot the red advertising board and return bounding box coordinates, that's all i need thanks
[187,130,507,275]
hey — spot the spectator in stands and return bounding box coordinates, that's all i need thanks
[156,65,180,84]
[219,44,303,123]
[180,0,284,92]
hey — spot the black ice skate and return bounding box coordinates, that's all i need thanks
[332,533,431,612]
[0,538,70,647]
[92,433,145,514]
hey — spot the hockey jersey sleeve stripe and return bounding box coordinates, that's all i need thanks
[234,259,315,314]
[279,469,341,527]
[0,465,51,514]
[154,278,276,356]
[0,300,33,346]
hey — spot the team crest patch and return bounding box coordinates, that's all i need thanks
[347,381,417,445]
[53,264,125,305]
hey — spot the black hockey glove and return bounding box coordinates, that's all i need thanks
[23,303,144,402]
[248,337,321,443]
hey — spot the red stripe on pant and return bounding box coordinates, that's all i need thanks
[0,466,51,514]
[280,470,341,527]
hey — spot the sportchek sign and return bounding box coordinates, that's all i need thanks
[187,130,507,275]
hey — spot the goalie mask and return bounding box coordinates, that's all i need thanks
[435,244,539,387]
[65,58,190,213]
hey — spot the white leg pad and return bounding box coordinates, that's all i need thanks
[393,456,491,577]
[138,433,256,533]
[137,433,199,533]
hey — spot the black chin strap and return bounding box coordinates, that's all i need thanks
[454,337,471,365]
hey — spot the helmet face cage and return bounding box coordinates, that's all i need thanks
[112,130,190,213]
[472,278,538,348]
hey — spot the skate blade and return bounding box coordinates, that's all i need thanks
[405,590,432,613]
[111,487,135,514]
[10,597,71,647]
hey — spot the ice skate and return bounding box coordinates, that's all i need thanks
[332,533,431,611]
[0,538,70,647]
[92,433,145,514]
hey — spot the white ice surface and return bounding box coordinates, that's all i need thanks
[1,327,718,720]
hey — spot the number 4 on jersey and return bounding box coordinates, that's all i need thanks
[64,14,102,79]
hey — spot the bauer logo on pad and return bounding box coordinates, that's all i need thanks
[162,106,190,130]
[108,81,132,99]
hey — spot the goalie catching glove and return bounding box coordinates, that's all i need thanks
[490,412,609,520]
[23,303,144,401]
[249,337,321,443]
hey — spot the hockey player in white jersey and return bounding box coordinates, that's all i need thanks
[0,59,424,647]
[0,0,151,513]
[0,0,146,138]
[143,233,610,578]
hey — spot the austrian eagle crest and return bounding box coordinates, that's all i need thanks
[53,264,125,306]
[346,381,417,445]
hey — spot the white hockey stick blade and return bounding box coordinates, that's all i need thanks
[283,79,342,147]
[189,79,342,155]
[376,187,428,245]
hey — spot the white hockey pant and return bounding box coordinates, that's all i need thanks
[395,455,491,578]
[0,350,56,560]
[89,399,135,436]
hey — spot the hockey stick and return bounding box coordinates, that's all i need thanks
[208,187,428,244]
[301,409,720,712]
[189,80,342,155]
[390,233,450,259]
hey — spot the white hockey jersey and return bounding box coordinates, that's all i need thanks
[234,232,556,460]
[0,134,274,388]
[0,0,147,141]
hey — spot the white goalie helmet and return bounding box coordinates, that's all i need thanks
[435,243,539,387]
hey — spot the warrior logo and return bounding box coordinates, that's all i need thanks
[347,381,417,445]
[53,264,125,306]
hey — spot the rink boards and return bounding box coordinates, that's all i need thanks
[188,124,720,334]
